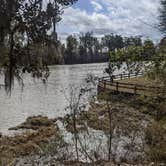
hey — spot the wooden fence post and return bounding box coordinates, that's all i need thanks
[128,73,130,78]
[120,74,122,80]
[134,85,137,95]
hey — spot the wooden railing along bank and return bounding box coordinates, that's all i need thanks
[98,72,162,96]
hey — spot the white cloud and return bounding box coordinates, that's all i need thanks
[57,0,163,42]
[91,1,103,12]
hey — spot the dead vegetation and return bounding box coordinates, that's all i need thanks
[0,116,59,166]
[0,95,165,165]
[60,97,153,164]
[63,100,151,135]
[9,115,57,130]
[118,75,162,87]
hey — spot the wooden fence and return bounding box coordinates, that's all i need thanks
[98,72,162,95]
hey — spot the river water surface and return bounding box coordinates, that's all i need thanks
[0,63,110,134]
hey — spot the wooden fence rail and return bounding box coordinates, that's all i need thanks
[99,72,144,81]
[98,72,162,95]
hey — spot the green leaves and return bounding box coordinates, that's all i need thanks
[109,46,144,62]
[0,0,78,92]
[101,34,124,52]
[108,40,156,76]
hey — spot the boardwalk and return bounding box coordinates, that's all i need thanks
[98,72,162,96]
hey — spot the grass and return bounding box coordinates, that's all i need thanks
[118,75,162,87]
[0,116,59,166]
[99,75,163,96]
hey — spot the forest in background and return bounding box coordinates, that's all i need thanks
[0,0,166,165]
[0,28,159,66]
[0,0,158,66]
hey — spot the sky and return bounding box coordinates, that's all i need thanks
[56,0,163,42]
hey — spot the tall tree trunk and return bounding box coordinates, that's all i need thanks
[53,18,57,41]
[5,30,15,93]
[0,27,5,46]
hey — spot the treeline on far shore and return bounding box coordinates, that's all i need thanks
[1,32,157,66]
[63,32,150,65]
[41,32,157,65]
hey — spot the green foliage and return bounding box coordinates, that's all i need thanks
[64,32,106,64]
[145,37,166,89]
[65,35,78,64]
[79,32,99,53]
[147,61,166,85]
[107,46,144,75]
[46,0,78,40]
[157,37,166,61]
[143,40,156,60]
[101,34,124,51]
[0,0,78,92]
[109,46,144,62]
[124,36,142,47]
[109,39,156,63]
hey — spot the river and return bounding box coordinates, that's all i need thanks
[0,63,110,135]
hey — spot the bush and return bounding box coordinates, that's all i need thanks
[145,122,166,163]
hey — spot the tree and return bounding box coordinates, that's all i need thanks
[0,0,8,45]
[158,37,166,59]
[124,36,142,47]
[46,0,78,41]
[143,40,156,60]
[101,34,124,52]
[79,32,99,63]
[65,35,78,64]
[0,0,78,93]
[0,0,51,92]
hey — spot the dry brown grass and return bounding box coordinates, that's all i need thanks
[118,76,162,87]
[99,76,163,96]
[9,115,56,130]
[0,116,59,166]
[63,100,151,136]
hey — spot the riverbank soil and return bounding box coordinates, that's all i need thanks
[0,94,165,165]
[63,90,166,165]
[0,116,59,166]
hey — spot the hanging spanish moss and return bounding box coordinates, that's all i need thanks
[0,0,78,94]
